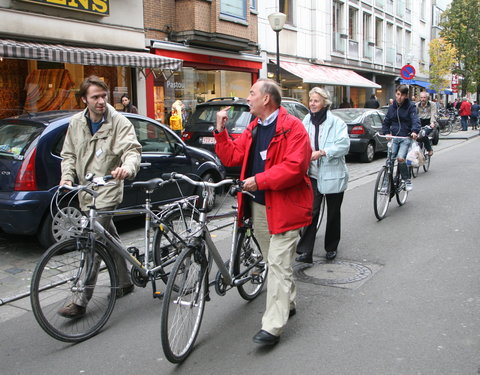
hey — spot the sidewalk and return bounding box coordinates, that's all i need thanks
[439,127,479,140]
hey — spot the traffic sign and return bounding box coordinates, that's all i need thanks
[400,64,416,80]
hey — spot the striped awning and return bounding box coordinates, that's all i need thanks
[0,39,182,70]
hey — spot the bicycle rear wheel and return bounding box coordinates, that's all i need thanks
[439,123,451,136]
[410,164,419,178]
[374,167,391,220]
[30,238,117,342]
[234,229,267,301]
[153,208,199,284]
[161,246,207,363]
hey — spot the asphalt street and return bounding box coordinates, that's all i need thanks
[0,130,479,375]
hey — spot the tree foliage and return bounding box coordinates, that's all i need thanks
[440,0,480,96]
[427,38,457,92]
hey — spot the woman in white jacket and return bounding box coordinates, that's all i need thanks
[296,87,350,263]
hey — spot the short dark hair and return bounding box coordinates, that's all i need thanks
[257,78,282,106]
[78,75,109,98]
[396,84,409,95]
[121,94,130,100]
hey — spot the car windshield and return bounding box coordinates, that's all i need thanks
[190,105,251,133]
[0,123,43,159]
[332,109,365,123]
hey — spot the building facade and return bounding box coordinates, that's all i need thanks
[0,0,180,119]
[258,0,437,108]
[144,0,262,122]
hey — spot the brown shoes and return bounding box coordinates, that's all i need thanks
[57,302,86,319]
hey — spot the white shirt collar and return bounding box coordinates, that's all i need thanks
[257,109,279,126]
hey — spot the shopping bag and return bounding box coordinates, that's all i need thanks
[406,142,420,167]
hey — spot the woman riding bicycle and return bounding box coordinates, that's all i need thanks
[382,85,421,192]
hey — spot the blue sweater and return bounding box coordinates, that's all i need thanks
[382,98,421,136]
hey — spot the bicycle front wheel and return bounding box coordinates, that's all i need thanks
[423,153,431,172]
[439,123,451,136]
[153,208,198,285]
[161,246,207,363]
[234,229,267,301]
[374,167,391,220]
[30,239,117,342]
[395,175,408,206]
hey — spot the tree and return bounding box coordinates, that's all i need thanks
[440,0,480,98]
[427,38,457,93]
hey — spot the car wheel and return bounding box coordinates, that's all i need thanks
[37,205,83,249]
[360,142,375,163]
[431,128,439,145]
[199,173,216,212]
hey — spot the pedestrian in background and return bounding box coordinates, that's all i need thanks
[214,78,313,346]
[470,101,479,130]
[459,97,471,131]
[364,94,380,109]
[296,87,350,264]
[121,94,138,113]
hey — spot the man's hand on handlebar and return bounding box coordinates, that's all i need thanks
[411,133,418,140]
[242,176,258,192]
[111,167,130,180]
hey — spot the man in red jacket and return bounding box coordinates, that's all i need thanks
[215,78,313,345]
[459,97,472,131]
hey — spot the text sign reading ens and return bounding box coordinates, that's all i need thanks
[400,64,416,80]
[20,0,109,16]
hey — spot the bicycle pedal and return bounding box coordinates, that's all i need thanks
[153,291,164,299]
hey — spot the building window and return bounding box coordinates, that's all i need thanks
[250,0,257,11]
[333,1,346,53]
[420,0,426,20]
[420,37,426,63]
[375,17,383,48]
[363,12,373,59]
[280,0,294,26]
[349,7,358,40]
[220,0,247,21]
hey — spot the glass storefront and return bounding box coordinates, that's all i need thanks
[152,67,252,124]
[0,58,134,119]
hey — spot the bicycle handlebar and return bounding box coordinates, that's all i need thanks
[375,132,413,139]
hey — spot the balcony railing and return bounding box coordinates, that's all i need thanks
[386,47,395,66]
[349,40,359,59]
[396,53,403,67]
[375,47,383,64]
[364,43,374,60]
[333,32,346,53]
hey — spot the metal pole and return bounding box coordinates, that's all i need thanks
[276,30,280,83]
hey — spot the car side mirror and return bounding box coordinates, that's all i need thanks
[173,142,184,155]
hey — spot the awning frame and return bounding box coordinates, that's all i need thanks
[0,39,183,72]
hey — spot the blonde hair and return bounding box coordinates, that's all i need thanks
[309,87,332,106]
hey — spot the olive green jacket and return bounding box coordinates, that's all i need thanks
[61,103,141,210]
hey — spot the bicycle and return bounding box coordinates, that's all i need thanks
[437,109,452,136]
[30,173,199,342]
[159,172,267,363]
[373,135,411,220]
[410,126,431,178]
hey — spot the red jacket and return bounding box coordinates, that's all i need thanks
[214,106,313,234]
[459,101,472,116]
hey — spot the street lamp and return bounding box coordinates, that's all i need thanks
[268,12,286,84]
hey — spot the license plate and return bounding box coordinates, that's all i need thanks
[200,137,216,145]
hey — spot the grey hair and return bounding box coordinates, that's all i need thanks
[309,87,332,106]
[257,78,282,106]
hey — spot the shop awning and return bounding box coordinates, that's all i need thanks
[278,61,381,88]
[0,39,182,70]
[400,79,453,95]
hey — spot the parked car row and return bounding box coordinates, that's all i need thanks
[0,111,226,248]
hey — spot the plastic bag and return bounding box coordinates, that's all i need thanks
[406,142,420,167]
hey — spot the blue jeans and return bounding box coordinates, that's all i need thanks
[461,116,469,130]
[391,137,412,180]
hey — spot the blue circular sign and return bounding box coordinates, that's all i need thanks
[400,64,416,80]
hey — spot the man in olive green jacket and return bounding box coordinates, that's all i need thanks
[58,76,141,319]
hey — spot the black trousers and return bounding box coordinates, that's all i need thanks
[296,178,344,258]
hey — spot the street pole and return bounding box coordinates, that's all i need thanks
[275,30,280,83]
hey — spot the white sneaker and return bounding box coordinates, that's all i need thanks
[405,180,413,191]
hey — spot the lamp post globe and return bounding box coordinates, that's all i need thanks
[268,12,286,84]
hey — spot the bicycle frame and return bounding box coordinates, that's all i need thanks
[60,180,198,295]
[164,173,263,290]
